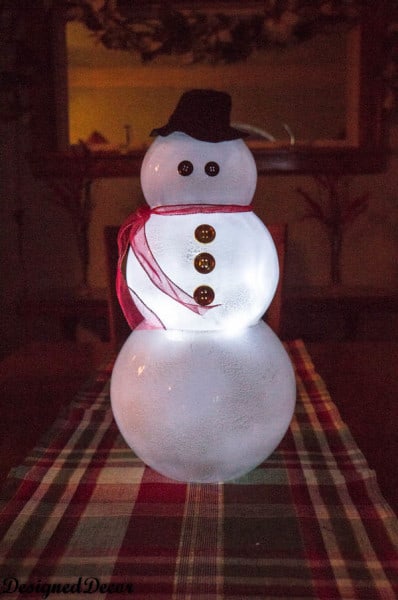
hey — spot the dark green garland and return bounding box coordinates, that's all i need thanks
[65,1,360,64]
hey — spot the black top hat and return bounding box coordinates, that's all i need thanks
[150,89,248,143]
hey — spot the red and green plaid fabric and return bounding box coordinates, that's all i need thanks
[0,340,397,599]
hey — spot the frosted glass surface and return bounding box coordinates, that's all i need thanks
[140,132,257,207]
[111,321,296,483]
[126,211,278,330]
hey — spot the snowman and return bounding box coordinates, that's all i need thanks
[111,90,296,483]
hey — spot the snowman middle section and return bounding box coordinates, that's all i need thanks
[126,210,279,331]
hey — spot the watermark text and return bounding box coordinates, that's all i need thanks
[0,577,134,598]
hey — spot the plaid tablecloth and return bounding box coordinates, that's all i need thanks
[1,340,397,599]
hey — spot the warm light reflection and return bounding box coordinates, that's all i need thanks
[67,21,348,147]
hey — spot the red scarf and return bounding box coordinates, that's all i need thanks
[117,203,253,330]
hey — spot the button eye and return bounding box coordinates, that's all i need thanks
[178,160,194,176]
[205,161,220,177]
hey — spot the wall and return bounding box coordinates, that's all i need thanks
[0,119,83,354]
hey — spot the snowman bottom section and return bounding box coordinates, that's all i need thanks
[110,321,296,483]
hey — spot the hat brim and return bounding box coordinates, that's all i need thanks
[150,124,249,142]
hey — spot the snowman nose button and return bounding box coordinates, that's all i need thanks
[194,285,215,306]
[194,252,216,274]
[205,161,220,176]
[194,224,216,243]
[178,160,194,176]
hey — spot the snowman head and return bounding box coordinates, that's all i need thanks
[140,90,257,208]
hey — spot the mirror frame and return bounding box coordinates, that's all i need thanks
[252,2,389,174]
[31,2,389,177]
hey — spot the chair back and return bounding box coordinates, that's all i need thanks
[264,223,287,336]
[103,226,131,350]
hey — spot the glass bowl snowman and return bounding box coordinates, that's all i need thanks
[111,90,296,483]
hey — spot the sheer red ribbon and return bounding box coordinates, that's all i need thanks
[117,203,253,330]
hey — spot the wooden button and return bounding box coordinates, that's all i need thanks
[194,224,216,243]
[194,285,215,306]
[194,252,216,274]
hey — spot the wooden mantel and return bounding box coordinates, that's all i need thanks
[29,149,144,179]
[30,145,387,180]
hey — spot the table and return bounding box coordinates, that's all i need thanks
[306,341,398,513]
[1,340,397,599]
